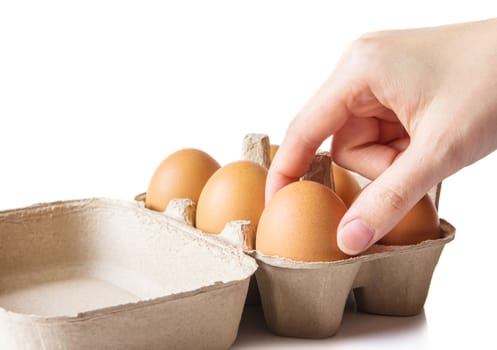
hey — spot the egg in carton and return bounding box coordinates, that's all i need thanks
[0,198,256,349]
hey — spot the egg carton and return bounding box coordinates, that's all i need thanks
[0,198,256,349]
[0,133,455,349]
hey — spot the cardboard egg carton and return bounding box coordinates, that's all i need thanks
[0,133,455,349]
[0,198,256,349]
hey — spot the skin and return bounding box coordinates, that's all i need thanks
[266,18,497,255]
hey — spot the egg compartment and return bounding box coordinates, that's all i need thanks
[0,198,257,350]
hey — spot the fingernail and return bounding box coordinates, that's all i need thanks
[338,219,374,255]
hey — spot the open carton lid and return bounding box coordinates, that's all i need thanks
[0,198,256,349]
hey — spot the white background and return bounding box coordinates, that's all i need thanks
[1,1,496,349]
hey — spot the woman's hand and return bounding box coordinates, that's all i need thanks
[266,19,497,255]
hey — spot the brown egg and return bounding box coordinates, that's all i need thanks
[332,163,362,208]
[145,148,220,212]
[196,160,267,234]
[378,195,440,245]
[269,144,279,163]
[256,180,350,262]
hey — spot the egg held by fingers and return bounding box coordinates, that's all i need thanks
[256,180,350,262]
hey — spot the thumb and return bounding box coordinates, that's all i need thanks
[336,148,439,255]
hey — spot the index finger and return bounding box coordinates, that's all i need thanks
[265,75,352,203]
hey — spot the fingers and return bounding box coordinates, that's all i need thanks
[336,145,439,255]
[332,116,409,179]
[265,75,352,203]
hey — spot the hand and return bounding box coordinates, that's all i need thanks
[266,18,497,255]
